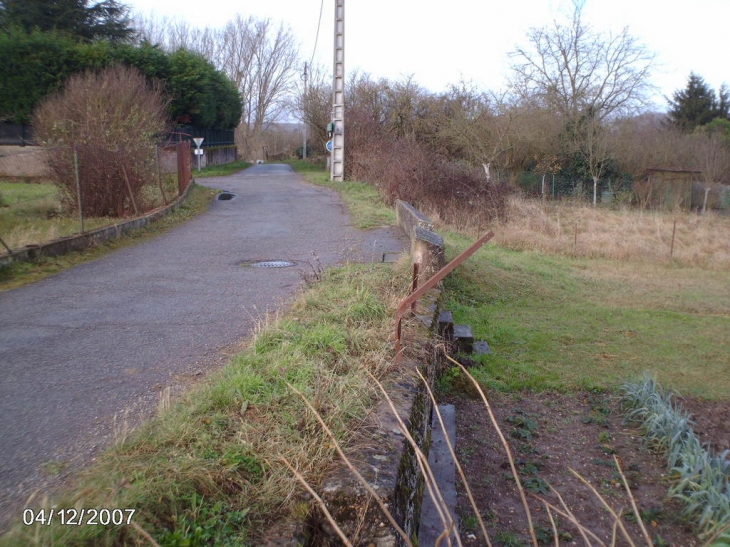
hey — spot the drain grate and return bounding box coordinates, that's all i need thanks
[217,192,237,200]
[247,260,296,268]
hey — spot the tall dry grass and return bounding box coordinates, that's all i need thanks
[429,196,730,269]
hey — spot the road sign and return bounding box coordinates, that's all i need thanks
[194,149,204,155]
[325,140,333,152]
[193,137,204,148]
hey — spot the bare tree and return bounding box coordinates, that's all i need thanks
[436,82,516,179]
[133,13,300,159]
[293,63,332,155]
[510,0,655,122]
[577,111,614,205]
[509,1,655,201]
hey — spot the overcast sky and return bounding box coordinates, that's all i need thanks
[125,0,730,112]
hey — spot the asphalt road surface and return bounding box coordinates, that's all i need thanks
[0,164,406,522]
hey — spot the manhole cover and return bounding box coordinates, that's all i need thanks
[247,260,296,268]
[217,192,237,200]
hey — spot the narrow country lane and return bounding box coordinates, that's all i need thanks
[0,164,406,522]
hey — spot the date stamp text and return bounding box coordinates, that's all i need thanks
[22,508,136,527]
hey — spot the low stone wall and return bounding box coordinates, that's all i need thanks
[292,201,446,547]
[396,199,446,277]
[0,180,197,267]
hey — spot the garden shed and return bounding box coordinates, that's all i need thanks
[642,167,701,210]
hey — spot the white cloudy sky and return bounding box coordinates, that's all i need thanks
[125,0,730,111]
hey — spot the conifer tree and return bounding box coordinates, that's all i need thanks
[667,73,729,131]
[0,0,133,42]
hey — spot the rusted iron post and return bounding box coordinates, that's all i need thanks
[395,231,494,361]
[410,262,420,313]
[670,219,677,257]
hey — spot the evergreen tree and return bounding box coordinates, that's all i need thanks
[0,0,133,42]
[667,73,728,131]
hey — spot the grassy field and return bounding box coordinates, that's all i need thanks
[0,175,182,251]
[0,184,217,292]
[289,163,730,399]
[441,225,730,399]
[437,195,730,270]
[0,181,110,249]
[0,155,249,253]
[0,160,252,290]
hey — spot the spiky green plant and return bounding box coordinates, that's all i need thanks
[622,374,730,541]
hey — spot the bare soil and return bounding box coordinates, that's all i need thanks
[443,388,730,547]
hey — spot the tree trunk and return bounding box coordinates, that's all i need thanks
[702,185,710,214]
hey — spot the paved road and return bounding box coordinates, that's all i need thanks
[0,164,406,521]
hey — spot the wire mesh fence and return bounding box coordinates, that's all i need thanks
[0,141,191,254]
[498,170,634,203]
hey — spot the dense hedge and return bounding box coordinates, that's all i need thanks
[0,29,242,128]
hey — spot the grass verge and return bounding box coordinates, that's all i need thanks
[0,261,409,546]
[284,159,396,229]
[0,184,217,292]
[0,181,111,249]
[440,230,730,399]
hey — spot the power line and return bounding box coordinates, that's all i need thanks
[310,0,324,67]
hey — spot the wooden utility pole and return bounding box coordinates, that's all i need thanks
[330,0,345,181]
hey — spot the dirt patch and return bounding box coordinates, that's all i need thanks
[444,390,706,546]
[682,397,730,455]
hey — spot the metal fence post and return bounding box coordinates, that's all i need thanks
[73,144,84,233]
[156,147,168,205]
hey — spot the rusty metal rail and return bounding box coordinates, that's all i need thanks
[395,230,494,361]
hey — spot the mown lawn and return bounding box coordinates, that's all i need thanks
[442,231,730,399]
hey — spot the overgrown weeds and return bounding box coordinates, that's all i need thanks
[0,261,410,546]
[347,135,512,228]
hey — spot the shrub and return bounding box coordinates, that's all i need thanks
[344,76,512,226]
[347,134,511,227]
[33,65,170,217]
